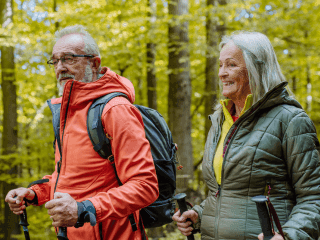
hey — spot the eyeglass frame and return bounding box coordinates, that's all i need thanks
[47,54,95,66]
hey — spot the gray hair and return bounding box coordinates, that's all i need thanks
[55,25,100,57]
[219,31,290,103]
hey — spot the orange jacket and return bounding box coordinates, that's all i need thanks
[30,67,159,240]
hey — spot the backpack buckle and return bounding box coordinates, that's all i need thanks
[107,155,114,164]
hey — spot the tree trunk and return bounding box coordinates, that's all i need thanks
[168,0,193,193]
[204,0,218,137]
[292,76,296,94]
[54,0,60,97]
[147,42,157,110]
[204,0,227,137]
[1,0,19,239]
[146,0,157,110]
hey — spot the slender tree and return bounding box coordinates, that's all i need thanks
[168,0,193,192]
[146,0,158,110]
[204,0,219,137]
[0,0,19,239]
[53,0,59,97]
[204,0,227,137]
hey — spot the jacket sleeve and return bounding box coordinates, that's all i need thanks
[88,100,159,222]
[282,110,320,240]
[192,199,207,230]
[29,175,52,206]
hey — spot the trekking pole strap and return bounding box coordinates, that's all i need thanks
[266,197,285,238]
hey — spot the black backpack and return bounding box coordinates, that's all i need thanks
[87,92,177,229]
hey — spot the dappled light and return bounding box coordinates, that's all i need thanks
[1,0,320,239]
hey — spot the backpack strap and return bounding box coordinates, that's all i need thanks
[87,92,139,233]
[47,100,62,156]
[87,92,128,159]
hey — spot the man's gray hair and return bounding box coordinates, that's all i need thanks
[219,31,290,103]
[55,25,100,57]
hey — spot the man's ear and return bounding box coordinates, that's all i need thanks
[92,57,101,73]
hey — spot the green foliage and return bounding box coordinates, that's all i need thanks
[1,0,320,238]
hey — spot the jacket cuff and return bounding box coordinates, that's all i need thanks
[191,205,202,230]
[28,184,50,206]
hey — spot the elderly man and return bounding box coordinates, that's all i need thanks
[5,25,159,240]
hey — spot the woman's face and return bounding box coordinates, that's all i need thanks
[219,41,251,103]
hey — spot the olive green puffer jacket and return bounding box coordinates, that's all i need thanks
[193,82,320,240]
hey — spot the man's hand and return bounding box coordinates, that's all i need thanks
[172,209,199,236]
[258,232,284,240]
[5,188,36,215]
[45,192,78,227]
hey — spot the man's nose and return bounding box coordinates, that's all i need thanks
[55,60,68,75]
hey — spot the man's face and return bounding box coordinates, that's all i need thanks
[51,34,97,94]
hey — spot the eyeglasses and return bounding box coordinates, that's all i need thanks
[47,54,94,66]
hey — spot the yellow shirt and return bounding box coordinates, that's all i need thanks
[214,95,253,185]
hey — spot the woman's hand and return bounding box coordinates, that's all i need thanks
[172,209,199,236]
[258,232,284,240]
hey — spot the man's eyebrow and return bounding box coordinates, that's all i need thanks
[51,52,74,58]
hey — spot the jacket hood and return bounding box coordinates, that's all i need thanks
[235,81,303,123]
[51,67,135,105]
[257,82,302,110]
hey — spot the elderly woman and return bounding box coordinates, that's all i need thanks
[173,31,320,240]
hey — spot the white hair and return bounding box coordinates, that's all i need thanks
[219,31,291,103]
[55,25,100,57]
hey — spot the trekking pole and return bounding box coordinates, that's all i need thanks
[13,197,30,240]
[174,193,195,240]
[251,195,273,240]
[19,208,31,240]
[57,227,68,240]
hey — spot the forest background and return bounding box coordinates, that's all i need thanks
[1,0,320,239]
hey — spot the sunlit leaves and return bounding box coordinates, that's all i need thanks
[1,0,320,238]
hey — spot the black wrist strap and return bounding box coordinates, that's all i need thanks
[74,200,97,228]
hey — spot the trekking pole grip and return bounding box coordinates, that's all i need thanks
[175,193,195,240]
[57,227,68,240]
[251,195,273,240]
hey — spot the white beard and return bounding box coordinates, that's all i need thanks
[57,62,93,96]
[57,73,74,96]
[82,63,93,83]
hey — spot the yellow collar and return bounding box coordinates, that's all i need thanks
[220,94,253,122]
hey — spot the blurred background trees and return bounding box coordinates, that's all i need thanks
[1,0,320,239]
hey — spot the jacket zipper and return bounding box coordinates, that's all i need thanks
[215,185,221,197]
[54,81,74,192]
[214,184,222,238]
[265,180,271,196]
[214,123,237,238]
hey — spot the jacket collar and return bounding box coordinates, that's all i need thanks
[209,81,301,124]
